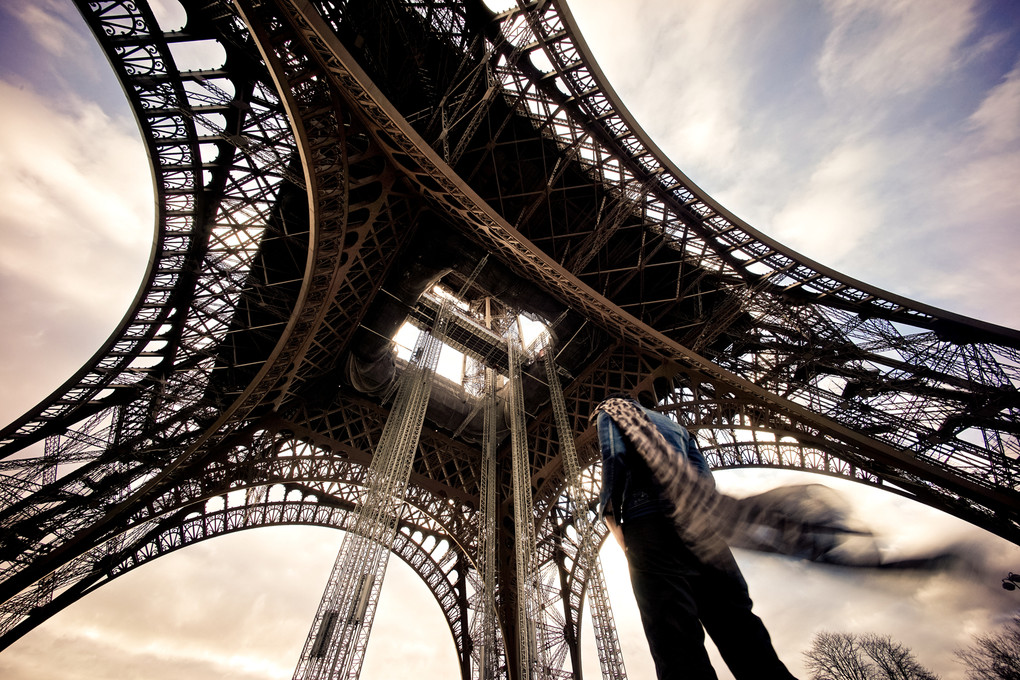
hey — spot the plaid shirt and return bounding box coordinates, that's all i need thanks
[596,400,713,525]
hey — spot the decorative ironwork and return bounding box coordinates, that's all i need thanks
[1,1,1017,679]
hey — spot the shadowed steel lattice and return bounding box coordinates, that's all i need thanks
[1,1,1017,679]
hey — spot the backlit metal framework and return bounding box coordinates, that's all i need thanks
[506,331,550,679]
[542,340,626,679]
[294,321,444,680]
[1,1,1018,679]
[477,366,502,680]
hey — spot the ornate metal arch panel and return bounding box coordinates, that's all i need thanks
[1,0,1018,677]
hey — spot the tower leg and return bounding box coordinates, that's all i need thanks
[542,340,628,679]
[507,332,550,679]
[293,323,444,680]
[476,366,504,679]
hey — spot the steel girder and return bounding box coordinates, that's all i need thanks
[0,0,1018,677]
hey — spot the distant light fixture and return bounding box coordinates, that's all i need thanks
[1002,572,1020,591]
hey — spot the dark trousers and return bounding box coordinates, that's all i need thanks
[622,515,797,680]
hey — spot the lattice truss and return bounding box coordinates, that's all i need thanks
[0,0,417,635]
[540,339,627,680]
[0,0,305,624]
[353,0,1018,523]
[0,0,1019,677]
[294,323,447,680]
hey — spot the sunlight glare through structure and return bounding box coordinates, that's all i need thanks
[391,285,549,385]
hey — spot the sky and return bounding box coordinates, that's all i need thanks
[0,0,1019,679]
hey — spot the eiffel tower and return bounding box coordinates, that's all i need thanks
[2,1,1018,679]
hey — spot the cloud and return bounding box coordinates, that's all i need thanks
[587,0,1020,331]
[967,58,1020,147]
[901,56,1020,328]
[0,79,152,423]
[817,0,978,105]
[0,528,462,680]
[569,0,779,186]
[5,0,88,60]
[769,139,886,267]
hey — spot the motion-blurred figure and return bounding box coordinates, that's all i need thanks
[595,392,798,680]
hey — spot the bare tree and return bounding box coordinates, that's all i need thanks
[955,615,1020,680]
[860,633,939,680]
[805,631,939,680]
[805,632,874,680]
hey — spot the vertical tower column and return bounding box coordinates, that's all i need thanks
[506,332,550,679]
[293,321,446,680]
[541,342,628,680]
[476,365,502,679]
[293,259,491,680]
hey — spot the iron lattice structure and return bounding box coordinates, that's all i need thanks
[2,0,1019,677]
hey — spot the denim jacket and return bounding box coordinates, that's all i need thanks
[596,403,713,525]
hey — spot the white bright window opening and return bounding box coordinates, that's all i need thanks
[391,285,550,385]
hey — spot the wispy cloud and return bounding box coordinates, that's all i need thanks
[0,80,151,423]
[5,0,87,60]
[967,58,1020,147]
[770,139,887,267]
[817,0,978,104]
[907,55,1020,327]
[575,0,1020,328]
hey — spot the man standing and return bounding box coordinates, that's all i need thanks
[595,392,797,680]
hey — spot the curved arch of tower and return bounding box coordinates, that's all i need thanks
[1,1,1017,678]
